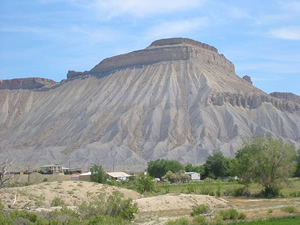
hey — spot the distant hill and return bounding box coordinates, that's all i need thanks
[0,38,299,172]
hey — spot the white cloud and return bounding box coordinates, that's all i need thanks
[87,0,205,19]
[145,18,208,40]
[270,27,300,40]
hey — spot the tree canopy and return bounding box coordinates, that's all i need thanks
[185,163,205,175]
[147,159,184,178]
[203,152,228,179]
[294,149,300,177]
[90,164,107,184]
[230,136,296,197]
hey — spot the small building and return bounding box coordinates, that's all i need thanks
[71,174,80,181]
[40,164,81,174]
[40,164,63,174]
[79,172,91,182]
[185,172,201,181]
[106,172,131,181]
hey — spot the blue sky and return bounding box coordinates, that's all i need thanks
[0,0,299,95]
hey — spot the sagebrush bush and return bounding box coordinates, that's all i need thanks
[238,212,247,220]
[0,192,135,224]
[289,191,300,197]
[187,184,196,194]
[204,178,214,183]
[190,204,210,216]
[218,208,238,220]
[193,215,207,224]
[51,197,65,207]
[78,191,138,221]
[200,186,215,196]
[165,217,190,225]
[268,209,273,213]
[281,206,297,213]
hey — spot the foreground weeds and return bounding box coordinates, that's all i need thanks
[0,191,137,225]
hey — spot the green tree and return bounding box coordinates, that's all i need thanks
[204,152,228,179]
[231,137,296,197]
[294,149,300,177]
[147,159,184,178]
[136,175,154,194]
[185,163,205,175]
[163,171,177,183]
[90,165,107,184]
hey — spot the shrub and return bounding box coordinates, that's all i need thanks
[193,215,207,224]
[128,175,136,182]
[78,191,138,221]
[204,178,214,183]
[218,208,238,220]
[187,184,196,194]
[289,191,300,197]
[232,186,250,197]
[136,175,154,194]
[87,215,126,224]
[0,198,4,210]
[165,217,190,225]
[199,186,215,196]
[9,210,38,223]
[163,184,170,193]
[268,209,273,213]
[281,206,297,213]
[216,181,222,197]
[213,214,224,225]
[191,204,210,216]
[51,197,65,207]
[238,212,247,220]
[227,176,236,182]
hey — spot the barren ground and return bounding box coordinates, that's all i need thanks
[1,175,300,224]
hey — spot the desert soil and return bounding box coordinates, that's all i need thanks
[1,176,300,224]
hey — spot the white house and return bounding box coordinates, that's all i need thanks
[79,171,91,181]
[185,172,201,181]
[106,172,131,181]
[40,164,63,173]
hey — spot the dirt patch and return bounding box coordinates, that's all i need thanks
[0,180,141,209]
[134,194,229,213]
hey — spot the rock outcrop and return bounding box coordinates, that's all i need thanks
[0,38,299,172]
[242,75,252,85]
[0,77,57,90]
[69,38,235,78]
[270,92,300,104]
[210,92,299,112]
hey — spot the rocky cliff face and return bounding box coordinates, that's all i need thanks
[270,92,300,104]
[68,38,235,79]
[242,75,252,85]
[0,78,57,90]
[0,38,299,172]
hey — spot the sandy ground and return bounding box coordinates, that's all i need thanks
[0,180,141,209]
[134,194,229,213]
[2,177,299,224]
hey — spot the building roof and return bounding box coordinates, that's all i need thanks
[40,164,62,168]
[185,172,200,175]
[106,172,130,178]
[80,172,91,176]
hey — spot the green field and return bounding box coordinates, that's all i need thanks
[228,215,300,225]
[122,177,300,198]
